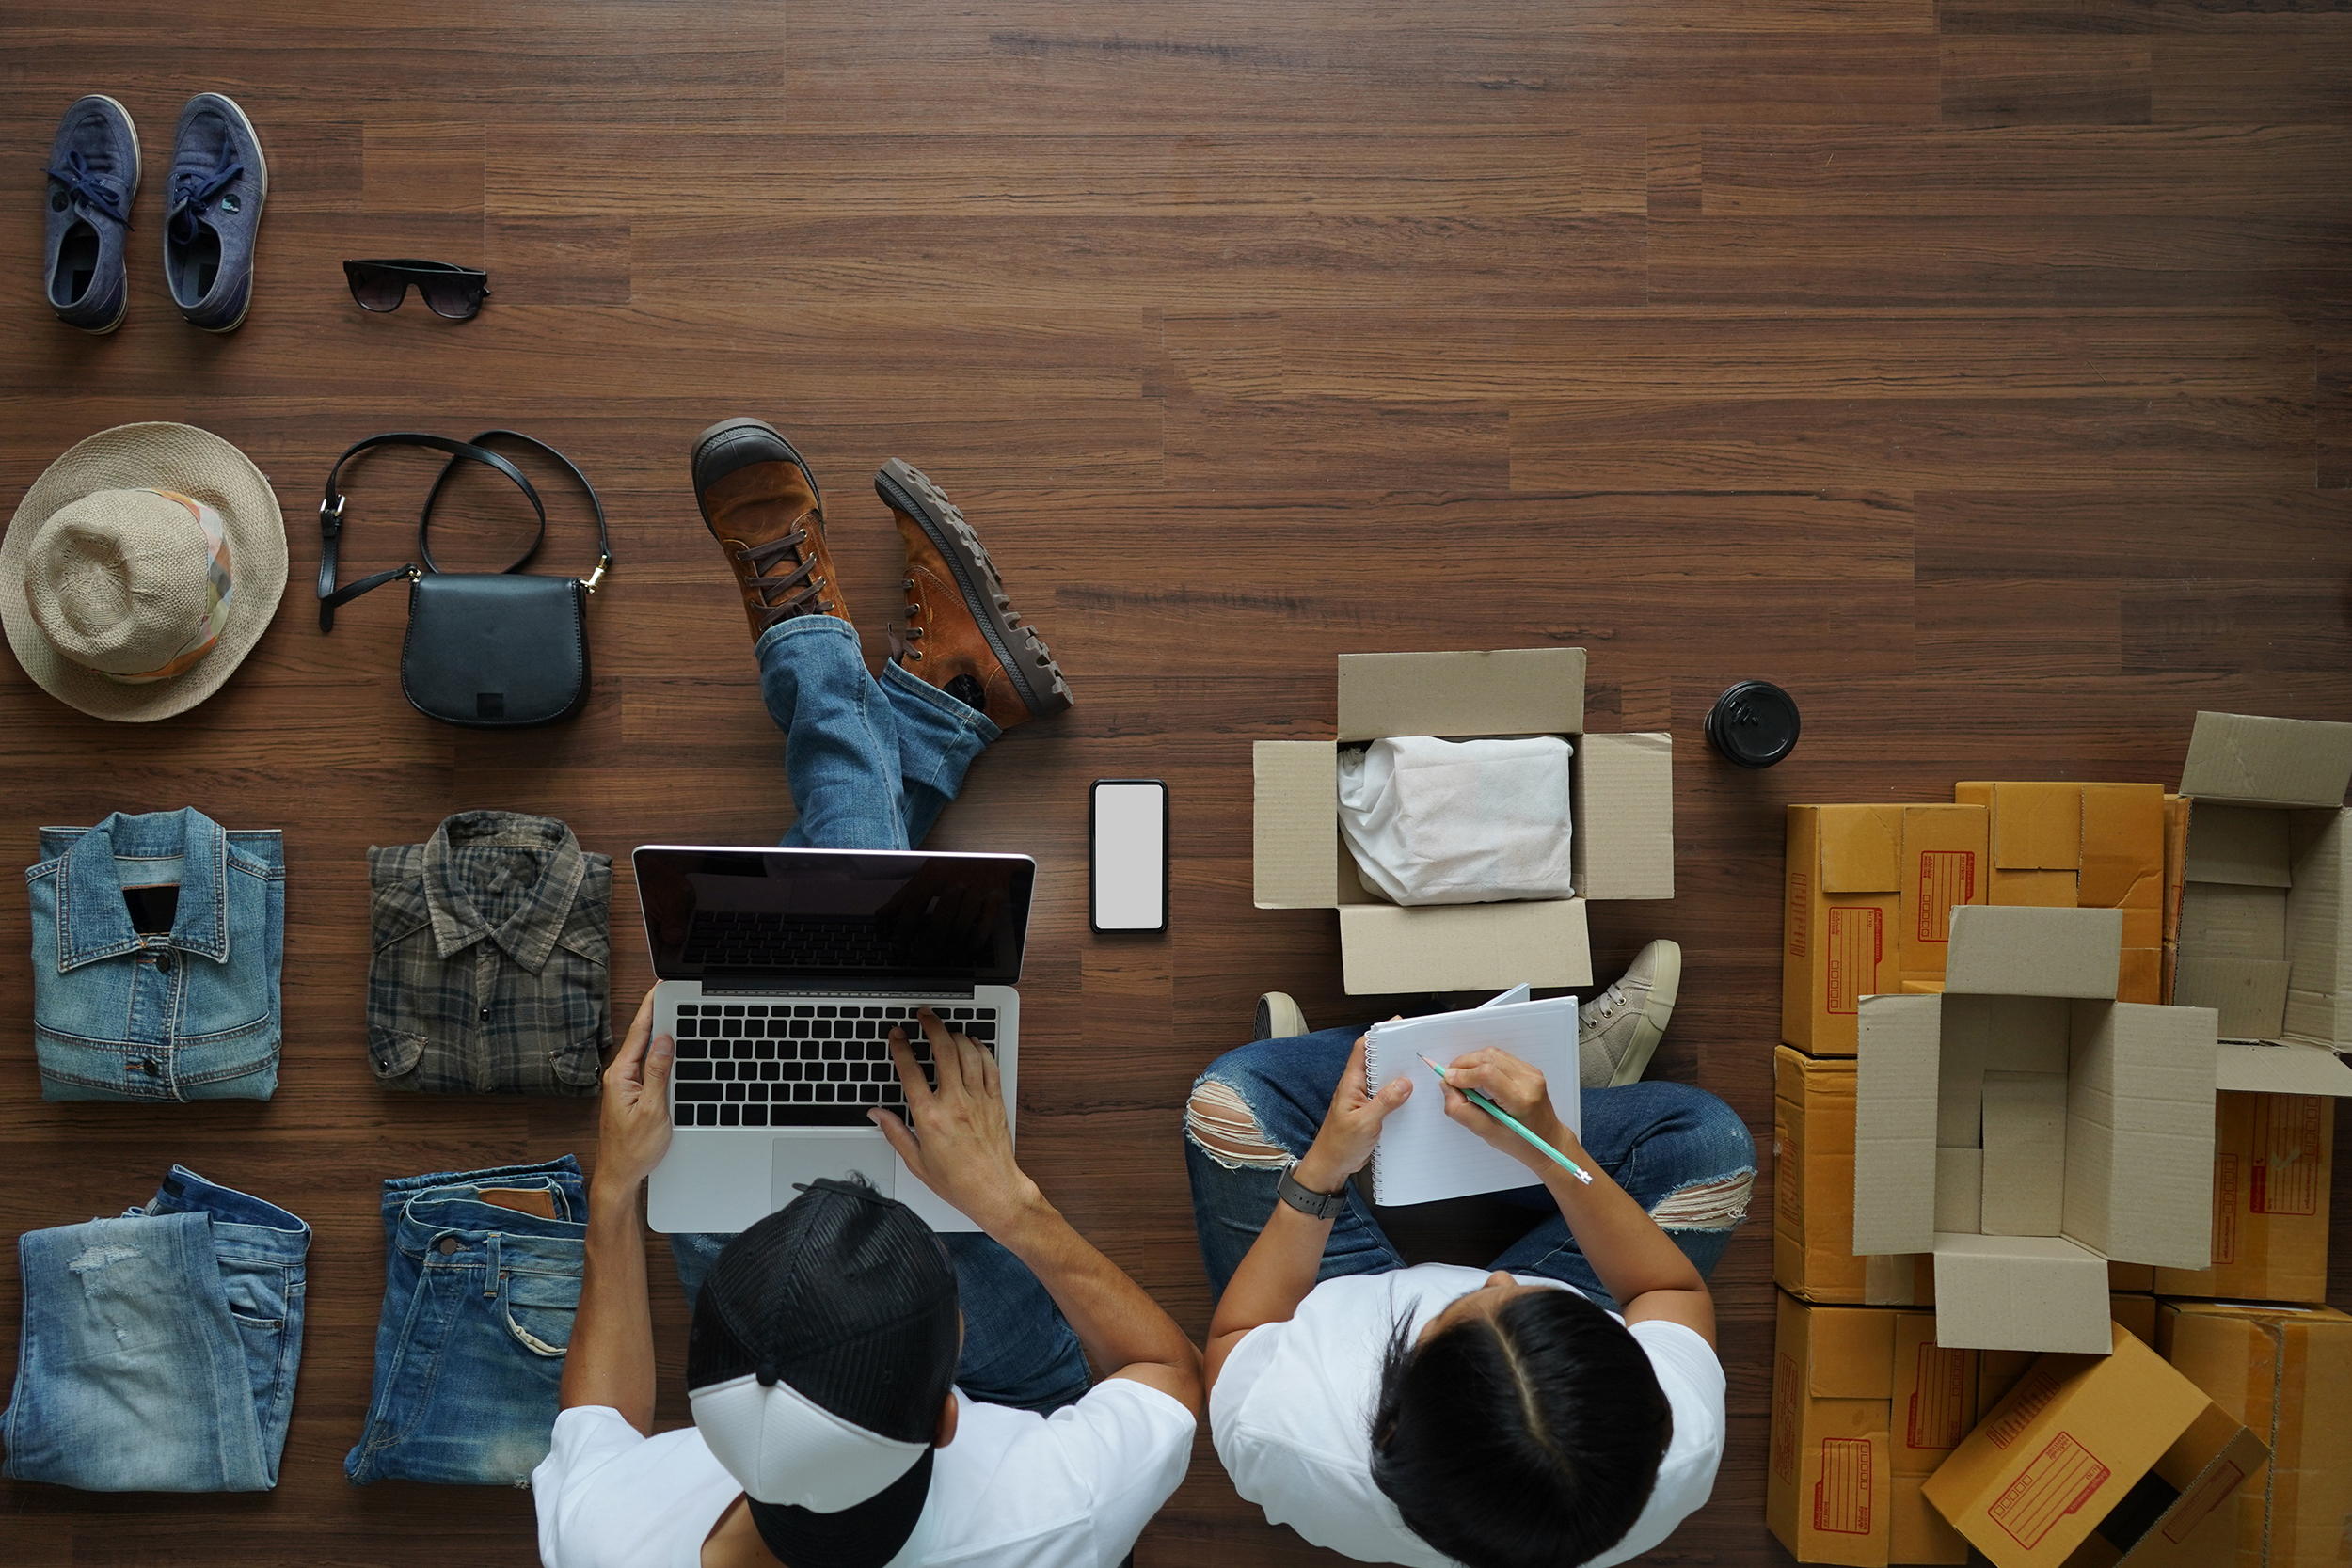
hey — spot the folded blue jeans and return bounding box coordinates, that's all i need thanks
[1185,1027,1756,1311]
[2,1165,309,1491]
[758,615,998,850]
[344,1156,587,1487]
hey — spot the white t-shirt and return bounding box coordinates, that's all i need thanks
[534,1379,1194,1568]
[1210,1264,1724,1568]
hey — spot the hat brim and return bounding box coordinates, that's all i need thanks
[0,422,288,722]
[748,1448,933,1568]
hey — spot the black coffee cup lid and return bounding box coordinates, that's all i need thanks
[1708,680,1801,768]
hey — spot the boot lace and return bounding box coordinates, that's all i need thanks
[168,151,246,245]
[737,530,831,631]
[45,150,132,228]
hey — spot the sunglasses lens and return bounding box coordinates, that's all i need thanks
[418,277,485,320]
[348,269,408,311]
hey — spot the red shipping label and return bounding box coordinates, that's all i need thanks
[1814,1436,1872,1536]
[1990,1432,2110,1551]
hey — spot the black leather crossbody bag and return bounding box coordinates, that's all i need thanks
[316,430,612,728]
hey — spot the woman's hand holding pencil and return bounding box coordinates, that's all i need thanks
[1425,1048,1594,1185]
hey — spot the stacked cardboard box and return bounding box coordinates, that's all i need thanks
[1955,781,2168,1003]
[1853,904,2220,1355]
[2157,1302,2352,1568]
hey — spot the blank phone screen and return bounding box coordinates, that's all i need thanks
[1092,781,1167,930]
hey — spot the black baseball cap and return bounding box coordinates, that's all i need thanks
[687,1178,961,1568]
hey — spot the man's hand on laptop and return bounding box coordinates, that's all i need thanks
[872,1007,1041,1233]
[594,987,677,1200]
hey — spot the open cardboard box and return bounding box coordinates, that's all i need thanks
[1923,1323,2267,1568]
[1853,905,2219,1354]
[1252,649,1673,994]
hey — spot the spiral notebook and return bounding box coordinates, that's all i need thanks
[1362,989,1581,1206]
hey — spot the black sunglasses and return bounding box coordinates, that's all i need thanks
[342,259,490,320]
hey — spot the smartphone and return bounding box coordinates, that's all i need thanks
[1090,779,1168,933]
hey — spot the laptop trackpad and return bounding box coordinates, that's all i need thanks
[772,1139,896,1209]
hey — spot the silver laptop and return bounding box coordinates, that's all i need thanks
[635,845,1032,1235]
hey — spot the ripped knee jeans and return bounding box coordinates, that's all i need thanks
[2,1165,310,1491]
[1183,1025,1755,1310]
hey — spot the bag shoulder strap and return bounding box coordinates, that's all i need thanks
[316,431,613,630]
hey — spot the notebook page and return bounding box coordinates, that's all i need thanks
[1363,996,1581,1206]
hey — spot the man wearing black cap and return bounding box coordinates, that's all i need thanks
[534,990,1204,1568]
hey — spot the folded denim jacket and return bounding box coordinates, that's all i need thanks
[26,808,285,1101]
[368,811,611,1094]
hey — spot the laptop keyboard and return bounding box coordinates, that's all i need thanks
[670,1003,999,1128]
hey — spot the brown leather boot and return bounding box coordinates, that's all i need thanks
[876,459,1073,729]
[690,417,850,640]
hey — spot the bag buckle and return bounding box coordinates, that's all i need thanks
[580,556,611,594]
[318,494,346,533]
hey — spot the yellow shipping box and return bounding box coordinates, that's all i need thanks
[1774,1046,1932,1304]
[1956,781,2167,1002]
[1788,804,1987,1055]
[2153,1091,2337,1304]
[1768,1291,1977,1565]
[2158,1301,2352,1568]
[1923,1325,2267,1568]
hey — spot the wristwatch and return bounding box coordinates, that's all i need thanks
[1277,1164,1352,1221]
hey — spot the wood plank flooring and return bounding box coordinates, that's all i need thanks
[1,2,2347,1563]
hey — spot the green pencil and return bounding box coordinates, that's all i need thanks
[1418,1053,1594,1185]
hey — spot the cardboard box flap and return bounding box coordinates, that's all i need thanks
[1572,732,1673,901]
[2180,712,2352,808]
[1335,648,1584,744]
[1930,1234,2113,1354]
[1855,993,1944,1256]
[1253,741,1342,908]
[1820,803,1902,893]
[2111,1418,2269,1568]
[2062,1002,2217,1270]
[2283,808,2352,1050]
[1946,906,2124,998]
[2183,805,2292,888]
[2214,1037,2352,1095]
[1337,898,1589,994]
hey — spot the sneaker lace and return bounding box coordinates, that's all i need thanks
[45,150,132,228]
[167,151,245,245]
[1581,981,1628,1024]
[737,531,830,630]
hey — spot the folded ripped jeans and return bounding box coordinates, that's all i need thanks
[2,1165,310,1491]
[344,1156,586,1488]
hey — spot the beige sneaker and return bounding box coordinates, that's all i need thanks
[1579,940,1681,1087]
[1254,992,1310,1041]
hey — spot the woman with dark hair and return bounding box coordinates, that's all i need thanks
[1185,977,1750,1568]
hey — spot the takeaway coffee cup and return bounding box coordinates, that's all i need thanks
[1706,680,1800,768]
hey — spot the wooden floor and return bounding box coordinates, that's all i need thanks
[3,2,2349,1563]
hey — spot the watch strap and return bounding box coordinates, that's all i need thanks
[1277,1164,1351,1221]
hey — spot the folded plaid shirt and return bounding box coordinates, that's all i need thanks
[367,812,611,1095]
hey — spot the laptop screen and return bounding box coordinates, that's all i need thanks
[632,847,1034,989]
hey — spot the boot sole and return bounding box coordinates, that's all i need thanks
[182,93,265,334]
[876,459,1073,719]
[1608,942,1683,1088]
[690,417,825,538]
[60,96,138,335]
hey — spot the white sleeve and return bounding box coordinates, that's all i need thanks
[1032,1378,1199,1566]
[532,1407,652,1568]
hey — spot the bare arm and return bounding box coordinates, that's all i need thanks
[1205,1036,1412,1388]
[871,1011,1204,1417]
[559,989,676,1432]
[1440,1048,1714,1346]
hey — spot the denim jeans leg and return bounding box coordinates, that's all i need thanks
[757,618,912,850]
[1486,1082,1756,1310]
[1184,1026,1407,1305]
[877,657,999,846]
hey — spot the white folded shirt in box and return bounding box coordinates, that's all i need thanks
[1336,735,1574,906]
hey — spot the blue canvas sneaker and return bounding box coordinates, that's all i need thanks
[164,93,267,332]
[43,96,140,334]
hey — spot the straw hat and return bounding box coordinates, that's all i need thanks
[1,422,286,721]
